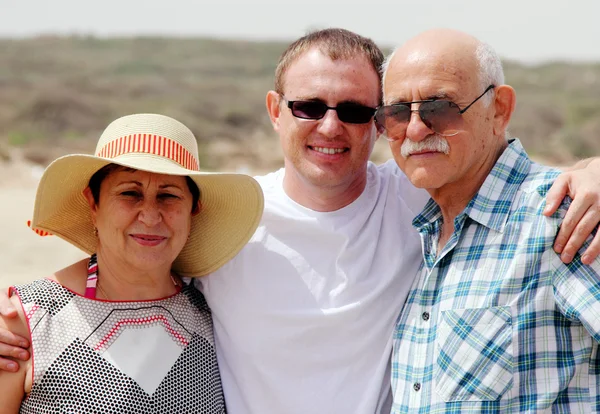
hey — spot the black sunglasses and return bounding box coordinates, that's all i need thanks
[281,96,377,124]
[374,85,495,139]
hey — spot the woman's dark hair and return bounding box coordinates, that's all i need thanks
[88,163,200,212]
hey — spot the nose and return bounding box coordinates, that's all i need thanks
[137,199,162,227]
[405,107,433,142]
[317,108,344,138]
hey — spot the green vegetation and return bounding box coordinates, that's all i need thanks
[0,36,599,172]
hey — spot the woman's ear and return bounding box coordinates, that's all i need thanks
[82,187,98,226]
[191,200,202,216]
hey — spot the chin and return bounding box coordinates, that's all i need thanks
[128,251,174,271]
[406,168,447,190]
[304,165,347,186]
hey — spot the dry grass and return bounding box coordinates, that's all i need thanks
[0,36,599,173]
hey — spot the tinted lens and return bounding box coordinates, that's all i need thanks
[374,104,412,138]
[336,103,376,124]
[290,101,328,119]
[419,100,462,135]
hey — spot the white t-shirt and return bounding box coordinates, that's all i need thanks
[197,160,429,414]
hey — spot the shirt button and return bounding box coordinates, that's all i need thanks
[413,382,421,392]
[422,312,430,321]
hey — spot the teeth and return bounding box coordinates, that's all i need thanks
[313,146,345,155]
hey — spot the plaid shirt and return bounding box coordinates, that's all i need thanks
[391,139,600,413]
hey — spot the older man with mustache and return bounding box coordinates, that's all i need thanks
[376,28,600,413]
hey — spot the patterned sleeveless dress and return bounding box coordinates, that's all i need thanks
[10,255,226,413]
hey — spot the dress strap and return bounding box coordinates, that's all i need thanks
[84,254,98,299]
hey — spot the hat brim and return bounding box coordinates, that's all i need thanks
[31,153,264,277]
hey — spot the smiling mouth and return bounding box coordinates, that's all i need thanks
[130,234,167,245]
[132,234,165,240]
[308,145,349,155]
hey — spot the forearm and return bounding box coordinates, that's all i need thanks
[0,375,25,413]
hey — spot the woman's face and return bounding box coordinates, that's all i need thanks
[84,168,197,273]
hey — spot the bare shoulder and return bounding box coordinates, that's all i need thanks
[49,258,89,296]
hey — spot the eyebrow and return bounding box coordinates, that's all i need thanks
[338,99,374,107]
[293,97,374,107]
[387,91,452,105]
[428,91,451,100]
[117,181,183,190]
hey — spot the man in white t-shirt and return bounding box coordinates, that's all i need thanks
[1,28,600,414]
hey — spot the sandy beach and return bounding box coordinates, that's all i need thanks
[0,157,86,288]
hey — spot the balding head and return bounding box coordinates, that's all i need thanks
[382,29,504,106]
[397,28,480,67]
[377,28,516,199]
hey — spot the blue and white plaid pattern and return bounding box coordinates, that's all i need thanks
[391,139,600,413]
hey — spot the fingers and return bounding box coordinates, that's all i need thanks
[0,328,29,350]
[0,357,20,373]
[0,335,29,372]
[582,231,600,265]
[0,341,30,372]
[544,176,570,217]
[553,197,589,256]
[0,290,18,318]
[0,342,29,361]
[556,203,600,264]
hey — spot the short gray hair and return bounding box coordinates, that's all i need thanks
[475,41,504,106]
[380,48,397,99]
[381,41,505,106]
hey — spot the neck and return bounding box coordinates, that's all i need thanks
[94,249,178,301]
[282,166,368,212]
[430,141,507,250]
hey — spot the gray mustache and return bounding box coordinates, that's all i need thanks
[400,135,450,159]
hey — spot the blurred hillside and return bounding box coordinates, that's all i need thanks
[1,36,599,173]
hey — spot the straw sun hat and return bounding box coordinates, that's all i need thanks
[30,113,264,277]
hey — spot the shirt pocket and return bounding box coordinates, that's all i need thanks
[435,306,514,402]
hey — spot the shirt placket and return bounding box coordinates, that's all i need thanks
[408,265,438,410]
[412,216,464,411]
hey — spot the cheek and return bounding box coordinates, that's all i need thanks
[164,208,193,232]
[96,201,132,229]
[350,126,376,150]
[281,123,313,158]
[287,116,317,139]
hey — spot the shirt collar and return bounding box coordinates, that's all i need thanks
[412,139,533,233]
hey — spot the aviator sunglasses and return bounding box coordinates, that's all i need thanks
[374,84,495,139]
[281,96,377,124]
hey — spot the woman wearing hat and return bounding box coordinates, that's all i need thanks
[0,113,263,413]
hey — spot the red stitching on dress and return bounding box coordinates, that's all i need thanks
[26,304,40,321]
[94,315,189,351]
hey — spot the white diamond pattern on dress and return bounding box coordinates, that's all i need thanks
[102,324,184,394]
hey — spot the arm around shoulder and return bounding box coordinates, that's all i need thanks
[545,158,600,264]
[0,294,31,413]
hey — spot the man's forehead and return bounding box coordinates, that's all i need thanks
[283,49,381,102]
[394,47,466,73]
[288,48,373,73]
[383,59,474,103]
